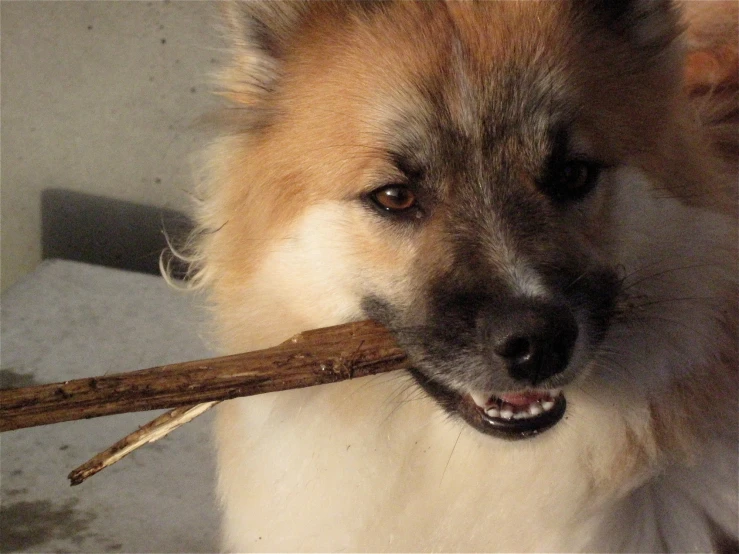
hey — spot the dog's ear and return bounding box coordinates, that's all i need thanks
[222,1,309,64]
[216,1,311,106]
[575,0,681,56]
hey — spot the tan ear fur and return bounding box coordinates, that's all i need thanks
[216,1,310,106]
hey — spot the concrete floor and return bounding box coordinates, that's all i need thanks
[1,5,225,550]
[1,261,218,553]
[1,1,220,291]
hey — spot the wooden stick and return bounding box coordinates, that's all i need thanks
[0,320,408,433]
[68,402,219,486]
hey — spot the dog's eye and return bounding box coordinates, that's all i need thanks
[544,160,602,202]
[370,185,417,212]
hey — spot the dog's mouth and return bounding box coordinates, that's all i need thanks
[467,389,566,438]
[409,369,566,439]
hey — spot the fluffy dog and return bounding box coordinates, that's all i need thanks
[182,1,738,551]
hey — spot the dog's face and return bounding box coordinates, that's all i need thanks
[198,1,735,441]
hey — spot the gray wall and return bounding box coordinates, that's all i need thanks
[1,1,222,290]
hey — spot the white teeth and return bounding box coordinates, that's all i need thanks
[470,391,492,408]
[477,390,562,420]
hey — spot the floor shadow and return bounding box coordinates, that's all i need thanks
[41,189,192,276]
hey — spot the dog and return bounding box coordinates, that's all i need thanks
[181,1,738,551]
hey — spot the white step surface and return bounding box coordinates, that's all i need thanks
[1,260,218,552]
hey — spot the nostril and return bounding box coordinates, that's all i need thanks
[483,300,579,386]
[495,335,533,364]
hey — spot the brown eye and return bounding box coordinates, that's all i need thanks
[370,185,417,212]
[546,160,601,202]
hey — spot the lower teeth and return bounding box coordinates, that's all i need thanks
[484,398,555,420]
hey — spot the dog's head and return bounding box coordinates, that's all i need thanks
[195,1,736,440]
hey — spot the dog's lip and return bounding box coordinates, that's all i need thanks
[465,388,566,439]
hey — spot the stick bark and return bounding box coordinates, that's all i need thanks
[68,402,219,486]
[0,320,408,433]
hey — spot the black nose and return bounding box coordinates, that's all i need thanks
[487,301,578,386]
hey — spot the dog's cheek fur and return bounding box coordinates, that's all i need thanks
[599,167,735,385]
[205,199,422,354]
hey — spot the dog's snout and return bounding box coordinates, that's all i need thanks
[487,302,578,386]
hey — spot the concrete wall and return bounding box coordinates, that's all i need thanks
[1,1,222,290]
